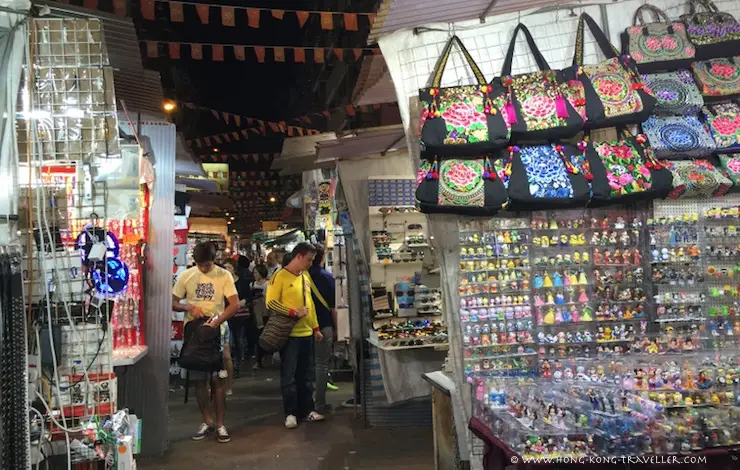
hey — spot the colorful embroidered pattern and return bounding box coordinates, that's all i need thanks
[692,57,740,97]
[518,146,574,199]
[511,72,566,131]
[582,58,643,118]
[642,70,703,115]
[594,140,653,196]
[438,160,485,207]
[628,23,695,64]
[416,160,431,186]
[704,102,740,150]
[664,159,732,199]
[642,116,716,158]
[680,10,740,46]
[562,80,587,120]
[719,154,740,185]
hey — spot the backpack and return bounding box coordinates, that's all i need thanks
[178,317,222,372]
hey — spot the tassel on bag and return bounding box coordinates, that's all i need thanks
[555,95,570,119]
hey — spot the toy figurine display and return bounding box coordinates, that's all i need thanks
[459,204,740,458]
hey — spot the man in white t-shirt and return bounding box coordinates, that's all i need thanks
[173,242,239,444]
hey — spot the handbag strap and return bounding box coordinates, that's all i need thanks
[633,4,670,25]
[573,13,619,66]
[501,23,551,76]
[428,35,486,88]
[689,0,719,15]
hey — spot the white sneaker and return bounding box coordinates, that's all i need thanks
[192,423,212,441]
[305,411,325,422]
[226,389,233,396]
[216,425,231,443]
[285,414,298,429]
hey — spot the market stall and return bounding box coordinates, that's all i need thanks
[374,0,740,467]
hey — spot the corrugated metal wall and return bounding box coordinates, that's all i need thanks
[116,121,176,456]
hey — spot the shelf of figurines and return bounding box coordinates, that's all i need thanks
[472,374,740,461]
[457,203,740,379]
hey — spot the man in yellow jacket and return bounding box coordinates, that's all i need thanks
[266,242,325,428]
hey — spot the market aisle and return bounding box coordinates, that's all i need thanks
[139,368,434,470]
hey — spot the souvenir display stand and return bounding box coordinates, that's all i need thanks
[15,17,148,467]
[373,0,740,466]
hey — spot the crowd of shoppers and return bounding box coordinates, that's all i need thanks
[174,241,338,441]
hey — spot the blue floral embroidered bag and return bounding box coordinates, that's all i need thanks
[642,70,704,116]
[642,115,717,158]
[502,143,591,210]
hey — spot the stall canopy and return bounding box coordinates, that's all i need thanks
[351,55,397,106]
[368,0,572,42]
[315,126,406,164]
[271,133,337,175]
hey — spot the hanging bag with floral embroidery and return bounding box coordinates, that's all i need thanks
[501,142,591,210]
[703,101,740,152]
[641,70,704,116]
[718,154,740,187]
[622,4,696,73]
[642,115,717,158]
[565,13,656,130]
[691,56,740,99]
[586,130,673,206]
[662,159,732,199]
[680,0,740,60]
[415,156,508,216]
[418,36,510,157]
[491,23,584,142]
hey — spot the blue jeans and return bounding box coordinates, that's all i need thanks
[279,336,315,418]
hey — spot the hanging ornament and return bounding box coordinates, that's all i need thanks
[91,258,130,296]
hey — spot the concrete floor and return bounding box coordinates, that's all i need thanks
[138,364,434,470]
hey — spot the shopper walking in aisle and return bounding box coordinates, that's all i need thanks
[173,242,239,443]
[266,242,325,429]
[224,259,251,380]
[250,264,269,370]
[266,251,281,279]
[308,244,337,413]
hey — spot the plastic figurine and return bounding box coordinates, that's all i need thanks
[543,273,553,288]
[546,292,555,305]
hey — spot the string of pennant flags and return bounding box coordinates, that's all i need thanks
[181,102,321,133]
[187,126,321,149]
[144,40,380,63]
[199,153,279,163]
[140,0,376,31]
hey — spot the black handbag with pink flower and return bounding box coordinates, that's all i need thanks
[491,23,585,142]
[415,156,509,216]
[418,36,510,157]
[565,13,656,130]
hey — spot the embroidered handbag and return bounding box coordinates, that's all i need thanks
[415,156,508,215]
[491,23,584,142]
[567,13,656,130]
[419,36,509,156]
[691,57,740,98]
[622,4,696,73]
[703,101,740,152]
[642,115,717,158]
[586,131,673,206]
[641,70,704,115]
[680,0,740,60]
[718,153,740,186]
[502,142,591,210]
[663,159,732,199]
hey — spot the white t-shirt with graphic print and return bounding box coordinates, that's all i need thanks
[173,265,238,327]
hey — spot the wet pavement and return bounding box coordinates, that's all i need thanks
[137,365,434,470]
